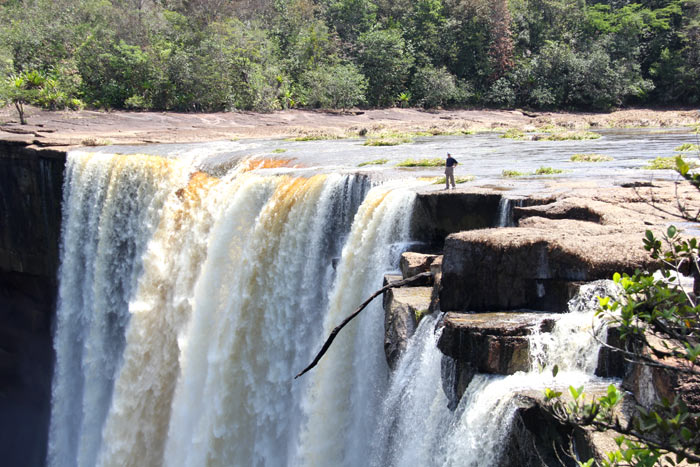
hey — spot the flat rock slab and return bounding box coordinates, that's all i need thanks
[438,311,556,374]
[440,182,700,312]
[399,252,439,285]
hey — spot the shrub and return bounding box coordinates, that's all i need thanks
[301,63,367,110]
[502,169,527,177]
[412,66,458,108]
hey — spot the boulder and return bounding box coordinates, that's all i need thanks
[438,182,700,312]
[440,221,656,312]
[411,191,502,247]
[437,311,556,375]
[383,280,433,370]
[399,252,439,284]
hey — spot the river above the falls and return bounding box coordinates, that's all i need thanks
[90,127,698,193]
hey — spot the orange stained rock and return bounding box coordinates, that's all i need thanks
[240,158,296,172]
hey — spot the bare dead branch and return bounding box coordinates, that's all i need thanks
[294,271,432,379]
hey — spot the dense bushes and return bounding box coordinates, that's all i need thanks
[1,0,698,113]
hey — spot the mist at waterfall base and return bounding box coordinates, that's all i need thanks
[51,146,621,466]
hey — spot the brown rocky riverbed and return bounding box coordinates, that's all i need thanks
[0,106,698,149]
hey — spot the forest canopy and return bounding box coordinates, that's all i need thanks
[0,0,698,112]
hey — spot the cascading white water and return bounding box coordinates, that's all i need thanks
[370,282,620,467]
[48,150,417,467]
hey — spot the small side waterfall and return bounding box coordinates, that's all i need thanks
[496,197,522,227]
[371,282,618,467]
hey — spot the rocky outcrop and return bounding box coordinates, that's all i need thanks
[399,252,438,285]
[501,389,635,467]
[438,312,555,375]
[438,182,700,312]
[411,191,502,247]
[383,280,433,369]
[0,141,64,467]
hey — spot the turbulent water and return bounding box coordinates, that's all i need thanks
[49,150,617,467]
[370,282,617,467]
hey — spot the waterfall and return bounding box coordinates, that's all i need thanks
[496,197,522,227]
[370,282,618,467]
[48,150,416,466]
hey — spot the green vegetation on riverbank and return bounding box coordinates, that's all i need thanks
[1,0,699,117]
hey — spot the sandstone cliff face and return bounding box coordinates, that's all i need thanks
[0,141,65,467]
[411,192,502,247]
[439,184,700,313]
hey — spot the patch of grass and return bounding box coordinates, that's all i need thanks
[570,153,613,162]
[432,175,475,185]
[288,135,335,141]
[363,132,415,146]
[539,131,600,141]
[81,138,112,146]
[357,158,389,167]
[534,166,565,175]
[502,170,527,177]
[644,156,699,170]
[502,128,601,142]
[414,309,431,322]
[501,129,526,140]
[674,143,700,152]
[396,157,444,167]
[271,148,287,154]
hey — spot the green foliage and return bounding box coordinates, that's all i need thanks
[645,156,698,170]
[534,166,564,175]
[300,63,367,109]
[412,66,458,108]
[0,68,83,123]
[357,158,388,167]
[363,133,414,146]
[432,175,474,185]
[571,153,614,162]
[545,224,700,466]
[356,27,414,107]
[502,169,527,177]
[541,131,601,141]
[395,157,444,167]
[501,129,526,140]
[0,0,698,110]
[675,143,700,152]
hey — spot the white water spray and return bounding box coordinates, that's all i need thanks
[48,149,418,467]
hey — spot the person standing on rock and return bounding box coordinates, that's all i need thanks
[445,153,458,189]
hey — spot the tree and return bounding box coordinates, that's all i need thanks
[300,63,367,110]
[411,65,457,108]
[356,27,414,107]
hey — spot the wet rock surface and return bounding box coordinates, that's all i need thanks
[383,276,433,369]
[411,192,501,247]
[437,311,556,375]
